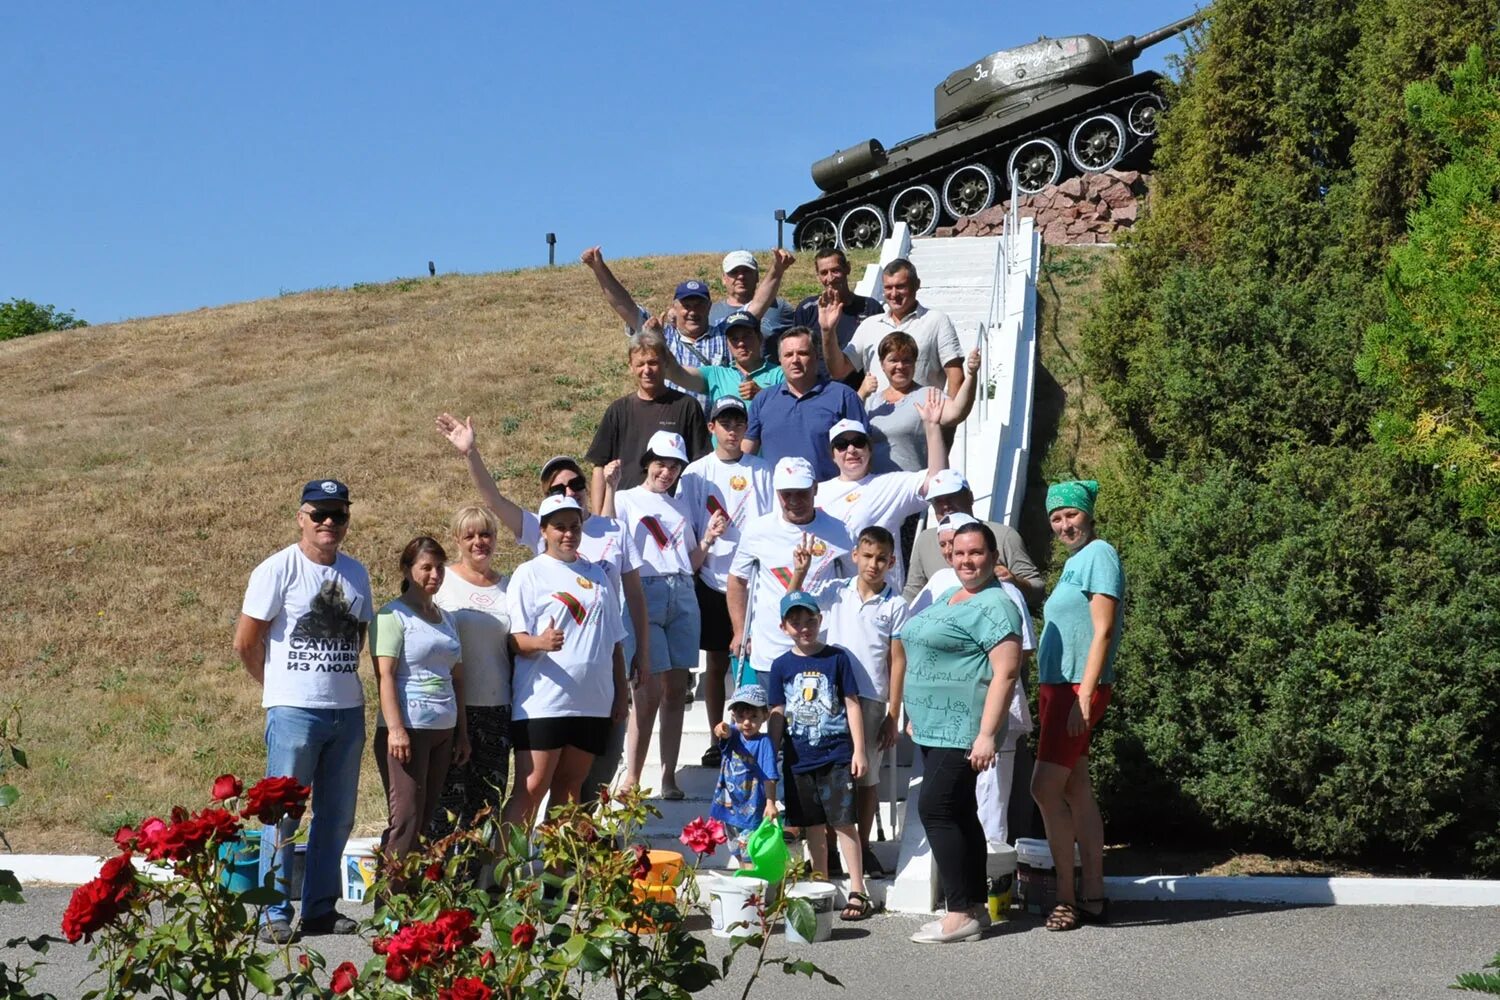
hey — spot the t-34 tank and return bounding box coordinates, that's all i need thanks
[789,12,1202,251]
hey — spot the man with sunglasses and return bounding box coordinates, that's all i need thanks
[815,400,948,588]
[235,479,373,945]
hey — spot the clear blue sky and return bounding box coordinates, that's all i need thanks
[3,2,1195,323]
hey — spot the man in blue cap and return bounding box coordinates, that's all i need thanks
[234,479,372,944]
[580,245,796,413]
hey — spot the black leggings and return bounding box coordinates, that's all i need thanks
[918,745,986,912]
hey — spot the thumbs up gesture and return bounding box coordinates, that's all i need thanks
[539,617,565,652]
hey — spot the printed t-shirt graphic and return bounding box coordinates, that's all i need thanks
[683,452,775,592]
[814,470,928,584]
[614,487,697,578]
[434,570,512,708]
[505,554,626,720]
[518,512,641,608]
[766,645,860,773]
[710,730,780,830]
[242,544,373,710]
[900,583,1022,749]
[371,600,462,730]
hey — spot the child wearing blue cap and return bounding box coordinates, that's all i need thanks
[709,683,780,869]
[767,590,873,920]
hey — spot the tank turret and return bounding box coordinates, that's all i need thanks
[790,11,1203,252]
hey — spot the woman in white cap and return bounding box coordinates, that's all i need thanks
[435,413,649,798]
[613,430,728,799]
[501,495,629,829]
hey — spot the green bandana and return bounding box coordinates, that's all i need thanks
[1045,479,1099,515]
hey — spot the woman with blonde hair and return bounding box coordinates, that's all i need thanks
[429,504,513,838]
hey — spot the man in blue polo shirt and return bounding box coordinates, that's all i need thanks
[743,327,866,482]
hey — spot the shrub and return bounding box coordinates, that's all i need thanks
[0,299,87,341]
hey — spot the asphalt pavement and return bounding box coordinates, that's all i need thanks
[2,889,1496,999]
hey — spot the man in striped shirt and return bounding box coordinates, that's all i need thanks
[581,245,795,413]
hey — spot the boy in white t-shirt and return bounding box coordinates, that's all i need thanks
[681,395,774,768]
[234,479,373,944]
[790,524,908,878]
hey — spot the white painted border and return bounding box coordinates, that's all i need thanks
[10,855,1497,907]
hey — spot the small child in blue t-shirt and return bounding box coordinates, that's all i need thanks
[709,683,781,868]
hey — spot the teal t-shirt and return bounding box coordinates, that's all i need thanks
[1037,539,1125,686]
[701,360,785,403]
[899,582,1022,750]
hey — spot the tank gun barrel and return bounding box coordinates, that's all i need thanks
[1107,11,1203,59]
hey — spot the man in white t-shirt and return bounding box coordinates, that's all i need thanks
[681,396,774,766]
[824,258,964,398]
[727,457,854,680]
[234,479,373,945]
[814,406,947,588]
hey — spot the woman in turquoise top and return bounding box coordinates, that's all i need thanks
[1032,479,1124,931]
[890,521,1023,944]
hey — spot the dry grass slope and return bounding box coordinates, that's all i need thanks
[0,249,876,851]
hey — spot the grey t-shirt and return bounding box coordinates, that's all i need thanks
[866,386,941,474]
[710,298,793,337]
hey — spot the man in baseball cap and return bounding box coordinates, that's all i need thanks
[902,469,1045,608]
[712,251,793,338]
[580,246,797,415]
[726,456,855,678]
[655,308,787,410]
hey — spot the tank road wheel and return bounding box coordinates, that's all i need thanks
[794,216,838,253]
[838,205,887,250]
[941,164,997,219]
[889,184,942,237]
[1068,114,1127,173]
[1128,96,1164,137]
[1006,138,1064,195]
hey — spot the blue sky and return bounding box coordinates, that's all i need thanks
[3,2,1195,323]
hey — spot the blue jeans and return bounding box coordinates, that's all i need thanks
[259,706,365,925]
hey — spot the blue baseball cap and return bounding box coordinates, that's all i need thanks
[779,590,820,620]
[723,309,760,332]
[300,479,350,504]
[674,279,711,302]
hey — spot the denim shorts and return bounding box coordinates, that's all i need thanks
[641,573,701,674]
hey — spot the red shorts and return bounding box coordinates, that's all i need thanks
[1036,683,1113,769]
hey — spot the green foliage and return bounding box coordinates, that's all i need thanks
[0,299,87,341]
[1081,0,1500,872]
[1454,951,1500,993]
[1358,45,1500,528]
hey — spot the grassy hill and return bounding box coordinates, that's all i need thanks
[0,244,1114,852]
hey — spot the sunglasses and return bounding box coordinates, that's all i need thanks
[546,477,589,497]
[832,436,870,451]
[304,508,349,525]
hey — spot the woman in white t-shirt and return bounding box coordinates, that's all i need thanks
[613,431,727,800]
[502,496,630,830]
[429,504,512,840]
[373,536,470,861]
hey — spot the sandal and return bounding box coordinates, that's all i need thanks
[1044,902,1082,931]
[840,891,874,922]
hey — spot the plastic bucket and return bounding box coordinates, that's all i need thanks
[986,844,1018,921]
[784,881,837,944]
[635,850,684,888]
[218,830,261,893]
[342,837,380,904]
[1013,838,1079,915]
[706,873,767,939]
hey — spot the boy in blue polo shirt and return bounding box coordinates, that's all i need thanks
[767,591,873,920]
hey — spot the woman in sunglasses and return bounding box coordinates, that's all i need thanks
[435,413,649,798]
[502,495,629,829]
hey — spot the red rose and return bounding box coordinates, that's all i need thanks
[211,774,244,802]
[330,961,359,994]
[479,950,495,970]
[135,816,167,855]
[433,909,479,952]
[112,825,136,852]
[629,844,652,880]
[371,935,391,955]
[61,856,137,945]
[97,854,137,905]
[424,862,444,882]
[195,807,242,845]
[510,922,537,950]
[438,977,493,1000]
[385,953,411,983]
[241,776,311,824]
[679,817,728,856]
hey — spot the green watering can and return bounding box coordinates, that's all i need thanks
[734,816,789,884]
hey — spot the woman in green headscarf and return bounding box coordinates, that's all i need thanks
[1031,480,1124,931]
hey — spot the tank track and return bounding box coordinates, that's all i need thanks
[790,79,1164,251]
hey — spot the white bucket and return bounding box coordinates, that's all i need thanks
[1013,837,1080,869]
[706,874,767,939]
[784,881,837,944]
[341,837,380,903]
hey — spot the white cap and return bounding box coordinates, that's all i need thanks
[827,418,868,443]
[937,512,980,535]
[773,456,816,491]
[927,468,970,500]
[538,495,584,521]
[643,430,689,465]
[722,250,758,274]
